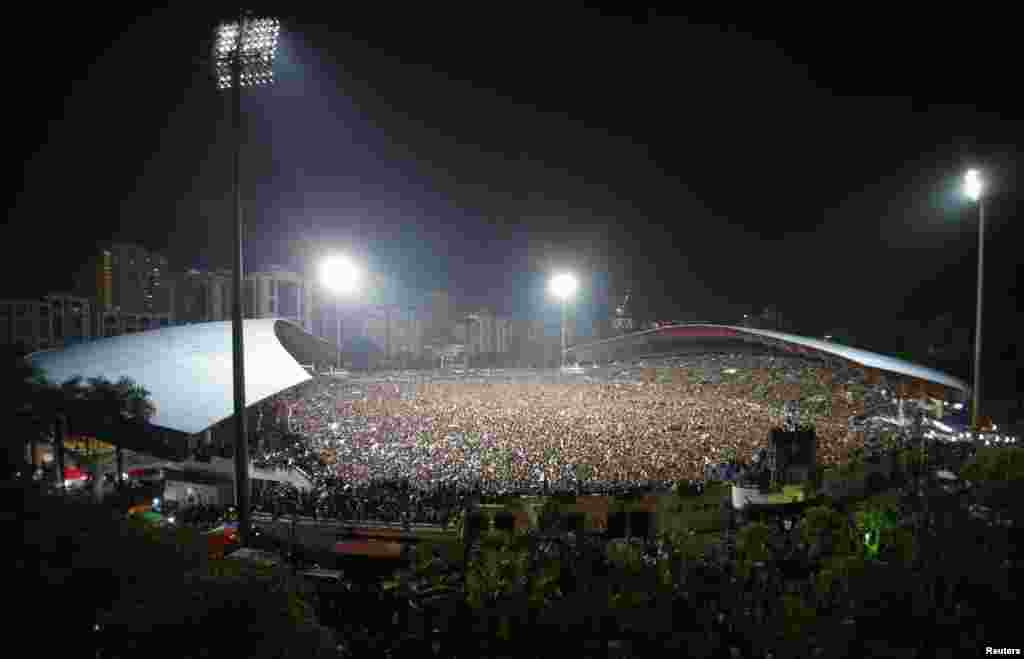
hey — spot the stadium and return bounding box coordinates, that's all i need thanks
[25,318,979,502]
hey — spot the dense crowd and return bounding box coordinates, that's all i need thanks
[253,477,470,526]
[239,353,910,531]
[253,354,878,497]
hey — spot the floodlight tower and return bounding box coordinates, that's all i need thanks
[214,12,280,548]
[318,254,361,369]
[963,168,986,432]
[549,272,578,369]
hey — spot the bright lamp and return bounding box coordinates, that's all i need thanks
[319,255,360,295]
[214,17,280,90]
[964,169,983,202]
[550,273,578,300]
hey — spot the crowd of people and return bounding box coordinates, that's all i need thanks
[274,358,866,478]
[253,477,469,527]
[239,354,897,526]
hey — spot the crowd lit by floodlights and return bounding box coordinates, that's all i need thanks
[215,17,280,90]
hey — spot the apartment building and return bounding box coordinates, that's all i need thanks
[0,294,93,353]
[362,305,427,362]
[165,268,233,325]
[243,266,313,332]
[74,243,171,314]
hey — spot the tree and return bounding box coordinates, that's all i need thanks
[85,376,153,502]
[8,479,336,658]
[52,375,155,503]
[736,521,772,576]
[800,505,856,561]
[5,347,56,481]
[14,364,156,502]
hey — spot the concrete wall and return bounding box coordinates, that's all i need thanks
[164,479,221,505]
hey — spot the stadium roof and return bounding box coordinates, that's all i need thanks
[26,319,339,435]
[568,324,969,394]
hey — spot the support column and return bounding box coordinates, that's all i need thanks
[54,416,65,493]
[116,444,124,489]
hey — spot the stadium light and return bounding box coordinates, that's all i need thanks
[549,272,578,369]
[962,168,986,432]
[213,11,281,550]
[549,272,578,301]
[319,254,361,369]
[319,254,360,295]
[214,17,280,90]
[964,169,983,202]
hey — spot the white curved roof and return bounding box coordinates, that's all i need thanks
[569,323,969,393]
[26,319,329,435]
[734,326,969,393]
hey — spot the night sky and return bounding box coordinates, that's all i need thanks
[8,7,1020,401]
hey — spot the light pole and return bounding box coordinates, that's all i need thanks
[214,13,280,548]
[319,254,361,370]
[964,168,986,431]
[549,273,578,369]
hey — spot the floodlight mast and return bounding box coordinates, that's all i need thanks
[549,273,578,369]
[964,168,986,431]
[214,12,280,549]
[230,15,250,550]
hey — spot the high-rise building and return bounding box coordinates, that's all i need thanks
[71,243,174,339]
[72,250,113,311]
[462,309,513,357]
[208,269,233,322]
[167,270,205,325]
[506,317,560,368]
[44,294,92,346]
[0,294,93,353]
[363,304,427,362]
[425,290,454,342]
[243,266,313,332]
[74,243,171,313]
[0,299,53,353]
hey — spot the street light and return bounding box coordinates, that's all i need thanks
[213,12,280,549]
[319,254,361,370]
[549,273,578,369]
[964,168,986,431]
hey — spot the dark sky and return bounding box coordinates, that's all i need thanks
[8,7,1021,399]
